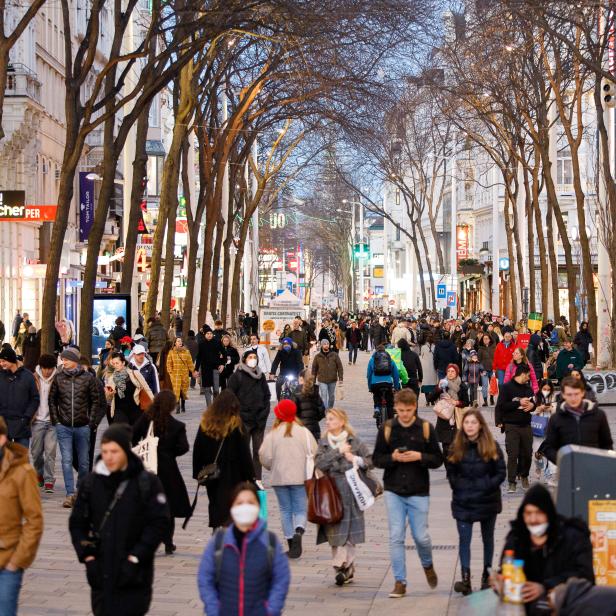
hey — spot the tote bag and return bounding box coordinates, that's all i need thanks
[345,465,375,511]
[305,428,315,480]
[132,421,159,473]
[305,471,343,525]
[531,414,549,438]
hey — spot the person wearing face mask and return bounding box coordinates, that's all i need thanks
[247,334,271,374]
[270,338,303,401]
[533,380,557,485]
[194,327,224,406]
[494,484,594,612]
[198,482,290,616]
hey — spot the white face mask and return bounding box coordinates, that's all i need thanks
[246,358,258,368]
[542,390,551,397]
[231,503,260,527]
[527,522,549,537]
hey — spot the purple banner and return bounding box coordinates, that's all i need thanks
[79,171,94,242]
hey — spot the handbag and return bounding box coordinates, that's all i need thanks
[132,420,159,473]
[139,388,152,411]
[305,471,343,525]
[357,467,383,498]
[196,438,225,486]
[345,464,375,511]
[531,413,549,438]
[305,428,315,480]
[433,398,455,421]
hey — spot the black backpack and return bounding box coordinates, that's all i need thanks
[373,350,392,376]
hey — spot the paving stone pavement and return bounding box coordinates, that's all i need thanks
[19,350,613,615]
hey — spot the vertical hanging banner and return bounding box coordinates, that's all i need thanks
[79,172,95,241]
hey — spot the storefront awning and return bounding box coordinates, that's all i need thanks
[146,140,166,156]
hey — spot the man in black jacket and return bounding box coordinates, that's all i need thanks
[495,363,535,494]
[373,389,443,599]
[433,331,460,380]
[0,346,39,447]
[49,347,103,508]
[397,339,423,396]
[69,424,169,616]
[227,350,271,479]
[542,376,613,464]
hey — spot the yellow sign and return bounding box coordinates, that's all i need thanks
[527,312,543,332]
[589,500,616,586]
[373,266,384,278]
[262,319,276,332]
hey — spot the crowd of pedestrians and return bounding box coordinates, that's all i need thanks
[0,306,614,615]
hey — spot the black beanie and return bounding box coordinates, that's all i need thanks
[517,483,557,526]
[242,349,258,363]
[101,424,133,457]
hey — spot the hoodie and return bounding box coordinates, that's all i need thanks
[34,366,57,422]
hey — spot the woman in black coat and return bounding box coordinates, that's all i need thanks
[192,389,255,529]
[219,334,240,390]
[132,390,190,553]
[446,408,506,595]
[292,370,325,440]
[573,321,593,365]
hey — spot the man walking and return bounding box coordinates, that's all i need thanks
[69,424,169,616]
[129,344,159,395]
[373,389,443,598]
[493,331,516,386]
[289,317,310,368]
[311,339,344,409]
[0,416,43,616]
[49,348,103,508]
[542,376,613,464]
[145,316,168,366]
[555,338,585,381]
[345,321,362,365]
[495,363,535,493]
[0,346,39,448]
[247,333,272,373]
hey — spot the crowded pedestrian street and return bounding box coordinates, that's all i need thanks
[11,348,601,615]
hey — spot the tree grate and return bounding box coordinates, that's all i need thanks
[406,544,457,551]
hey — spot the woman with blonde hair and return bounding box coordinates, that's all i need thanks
[504,346,539,393]
[259,399,318,559]
[292,369,325,440]
[192,389,254,529]
[315,408,373,585]
[446,409,506,595]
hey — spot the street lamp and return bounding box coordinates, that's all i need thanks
[337,205,356,310]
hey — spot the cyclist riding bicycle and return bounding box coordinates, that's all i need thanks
[367,344,401,426]
[270,337,303,401]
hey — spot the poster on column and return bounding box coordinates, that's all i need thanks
[79,172,95,242]
[589,499,616,586]
[91,294,131,364]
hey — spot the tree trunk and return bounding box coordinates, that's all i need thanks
[417,222,437,309]
[231,217,251,326]
[503,185,518,322]
[522,162,536,313]
[531,151,549,318]
[120,106,150,294]
[209,215,225,317]
[161,179,180,330]
[545,191,560,321]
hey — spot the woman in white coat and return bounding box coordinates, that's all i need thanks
[259,398,317,559]
[419,333,438,405]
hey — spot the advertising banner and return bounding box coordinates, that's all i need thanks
[259,306,300,343]
[589,499,616,586]
[528,312,543,332]
[91,294,131,363]
[79,172,95,242]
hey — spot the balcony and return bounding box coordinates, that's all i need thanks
[5,64,41,104]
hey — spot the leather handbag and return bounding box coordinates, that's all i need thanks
[139,388,152,411]
[305,471,343,525]
[196,438,225,486]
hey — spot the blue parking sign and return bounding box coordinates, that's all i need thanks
[437,284,447,299]
[447,291,457,307]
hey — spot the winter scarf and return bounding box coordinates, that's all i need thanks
[112,368,129,399]
[237,362,263,380]
[446,376,461,401]
[327,430,349,450]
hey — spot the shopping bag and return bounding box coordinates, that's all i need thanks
[345,465,375,511]
[305,428,315,480]
[258,488,268,520]
[336,383,345,401]
[358,467,383,498]
[132,421,158,473]
[489,375,499,397]
[305,471,343,525]
[531,414,549,438]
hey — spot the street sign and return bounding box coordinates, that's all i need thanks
[437,284,447,299]
[446,291,457,307]
[499,257,510,271]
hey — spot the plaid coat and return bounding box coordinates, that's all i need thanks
[315,436,372,547]
[166,348,195,399]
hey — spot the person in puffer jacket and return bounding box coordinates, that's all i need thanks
[292,370,325,440]
[198,482,290,616]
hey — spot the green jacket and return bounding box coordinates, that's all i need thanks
[386,347,409,386]
[555,348,584,380]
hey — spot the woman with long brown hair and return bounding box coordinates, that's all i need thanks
[132,390,190,553]
[291,369,325,440]
[192,389,255,529]
[446,409,506,595]
[503,346,539,393]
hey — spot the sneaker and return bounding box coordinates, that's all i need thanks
[373,409,381,420]
[521,477,530,490]
[507,482,517,494]
[389,581,407,598]
[62,494,76,508]
[335,568,346,586]
[37,475,44,488]
[44,482,54,493]
[343,564,355,584]
[423,564,438,589]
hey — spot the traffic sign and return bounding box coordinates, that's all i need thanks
[499,257,510,271]
[446,291,457,307]
[437,284,447,299]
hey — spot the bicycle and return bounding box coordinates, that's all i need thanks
[372,384,394,429]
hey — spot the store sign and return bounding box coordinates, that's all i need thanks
[79,172,95,241]
[456,225,469,265]
[0,191,57,222]
[373,266,384,278]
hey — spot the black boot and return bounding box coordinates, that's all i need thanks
[481,567,490,590]
[181,397,186,413]
[175,403,181,415]
[287,535,301,559]
[454,568,472,596]
[292,527,304,558]
[490,395,495,405]
[286,539,294,557]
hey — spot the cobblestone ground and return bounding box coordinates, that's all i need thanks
[20,350,608,615]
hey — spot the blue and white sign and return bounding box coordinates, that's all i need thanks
[447,291,457,307]
[499,257,510,271]
[437,284,447,299]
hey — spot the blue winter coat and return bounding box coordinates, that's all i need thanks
[445,441,506,522]
[367,354,400,390]
[198,519,290,616]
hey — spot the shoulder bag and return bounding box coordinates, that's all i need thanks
[132,420,159,474]
[305,469,343,525]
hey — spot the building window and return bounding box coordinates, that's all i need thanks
[557,145,573,187]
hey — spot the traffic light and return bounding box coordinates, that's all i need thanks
[603,80,616,108]
[353,243,369,259]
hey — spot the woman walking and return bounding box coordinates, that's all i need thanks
[259,399,318,558]
[132,390,191,553]
[419,334,438,405]
[504,347,539,394]
[219,333,240,390]
[292,369,325,440]
[477,334,496,405]
[315,408,373,586]
[573,321,593,365]
[192,390,255,529]
[166,337,195,413]
[198,482,290,616]
[105,352,154,426]
[446,409,506,595]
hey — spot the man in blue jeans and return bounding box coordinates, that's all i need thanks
[373,388,444,599]
[49,347,103,508]
[0,416,43,616]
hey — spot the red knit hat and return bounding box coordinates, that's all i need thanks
[446,363,460,377]
[274,399,297,422]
